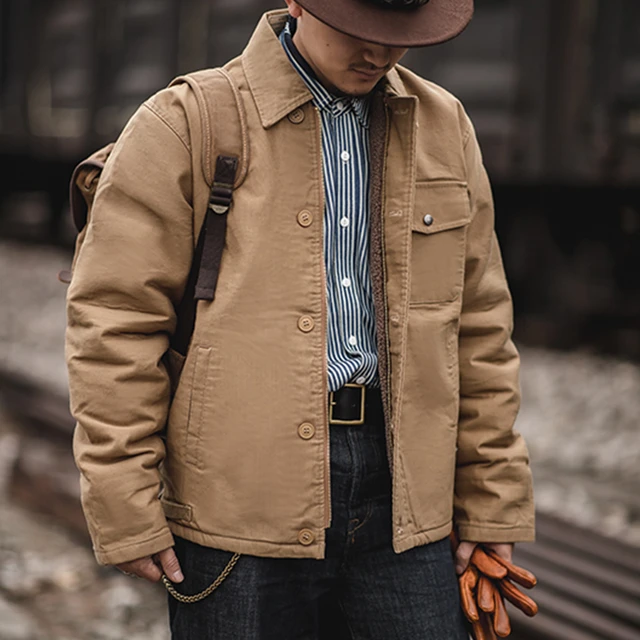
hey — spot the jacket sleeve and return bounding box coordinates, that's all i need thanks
[454,115,535,544]
[66,91,195,565]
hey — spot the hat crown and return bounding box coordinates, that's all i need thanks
[293,0,472,47]
[367,0,431,8]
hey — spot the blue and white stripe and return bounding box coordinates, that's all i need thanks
[281,20,379,392]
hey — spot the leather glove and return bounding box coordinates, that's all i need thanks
[450,530,538,639]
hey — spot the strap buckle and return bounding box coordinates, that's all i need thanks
[329,383,366,425]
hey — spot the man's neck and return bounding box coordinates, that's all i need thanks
[291,30,338,95]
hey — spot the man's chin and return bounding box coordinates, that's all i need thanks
[334,80,380,99]
[335,89,372,99]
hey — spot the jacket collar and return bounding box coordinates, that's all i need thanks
[242,10,408,129]
[242,11,313,129]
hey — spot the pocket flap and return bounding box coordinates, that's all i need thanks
[412,181,471,234]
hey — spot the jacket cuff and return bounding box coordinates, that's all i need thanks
[456,523,536,544]
[94,528,175,566]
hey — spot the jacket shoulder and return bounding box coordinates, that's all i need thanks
[141,66,233,150]
[141,80,201,153]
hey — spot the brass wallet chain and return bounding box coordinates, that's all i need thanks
[161,553,241,604]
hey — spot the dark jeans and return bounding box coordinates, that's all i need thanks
[168,413,469,639]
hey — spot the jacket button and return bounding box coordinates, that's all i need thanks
[288,108,305,124]
[298,529,315,545]
[297,210,313,227]
[298,423,316,440]
[423,214,434,227]
[298,316,315,333]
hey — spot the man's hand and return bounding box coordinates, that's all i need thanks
[455,541,513,575]
[116,547,184,584]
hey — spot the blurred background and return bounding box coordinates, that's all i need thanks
[0,1,638,638]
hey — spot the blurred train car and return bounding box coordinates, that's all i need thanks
[0,0,274,239]
[1,0,639,355]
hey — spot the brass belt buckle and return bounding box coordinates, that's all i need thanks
[329,383,366,425]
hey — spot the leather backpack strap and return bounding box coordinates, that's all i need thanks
[195,155,239,301]
[169,68,249,355]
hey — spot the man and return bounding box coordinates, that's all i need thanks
[66,0,535,637]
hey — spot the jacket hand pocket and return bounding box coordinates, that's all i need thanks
[185,346,212,468]
[410,181,471,304]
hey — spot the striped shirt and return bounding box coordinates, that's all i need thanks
[280,19,379,392]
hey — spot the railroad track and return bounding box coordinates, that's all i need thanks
[511,518,640,640]
[0,367,638,640]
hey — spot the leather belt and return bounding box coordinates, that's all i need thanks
[328,383,383,426]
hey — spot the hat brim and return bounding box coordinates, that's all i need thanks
[295,0,474,48]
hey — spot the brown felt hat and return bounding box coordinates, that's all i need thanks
[294,0,474,48]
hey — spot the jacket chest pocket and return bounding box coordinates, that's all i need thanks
[410,181,471,304]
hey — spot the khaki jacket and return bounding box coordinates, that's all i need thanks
[66,10,535,566]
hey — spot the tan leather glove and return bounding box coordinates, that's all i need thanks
[450,531,538,638]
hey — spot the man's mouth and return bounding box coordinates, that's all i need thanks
[352,68,384,79]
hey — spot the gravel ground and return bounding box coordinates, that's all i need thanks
[1,239,639,636]
[0,242,69,397]
[0,418,169,640]
[517,349,640,546]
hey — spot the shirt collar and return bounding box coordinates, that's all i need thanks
[280,18,370,128]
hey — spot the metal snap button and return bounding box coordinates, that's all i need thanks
[423,214,434,227]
